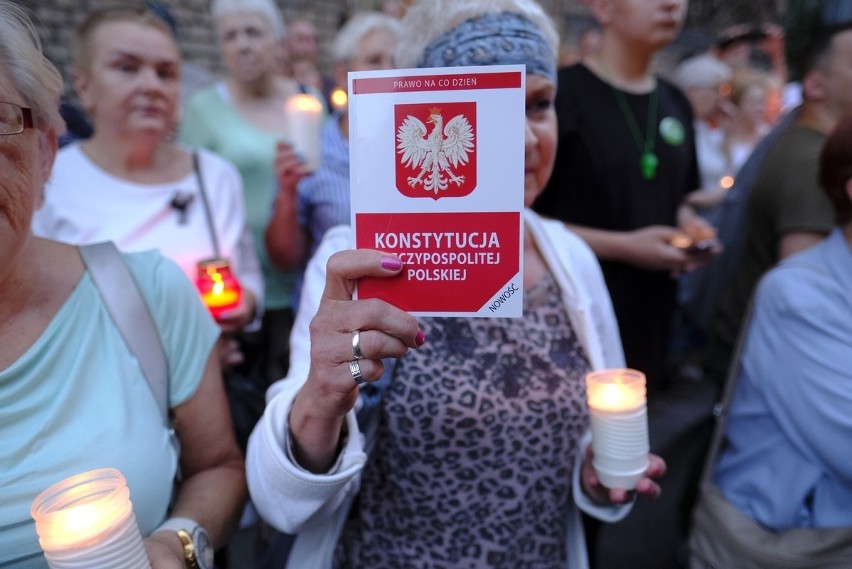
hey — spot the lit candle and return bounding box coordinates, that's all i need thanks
[585,368,650,490]
[330,87,348,114]
[284,93,324,172]
[31,468,151,569]
[196,258,242,320]
[669,231,693,250]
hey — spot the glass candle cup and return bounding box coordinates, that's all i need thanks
[585,368,650,490]
[196,258,242,320]
[31,468,151,569]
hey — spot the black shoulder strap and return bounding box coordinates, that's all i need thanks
[78,242,170,427]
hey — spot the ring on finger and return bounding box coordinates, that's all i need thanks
[351,330,364,360]
[349,360,366,386]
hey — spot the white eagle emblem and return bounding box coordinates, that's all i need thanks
[396,107,475,194]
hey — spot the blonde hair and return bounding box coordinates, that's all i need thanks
[395,0,559,69]
[0,1,64,133]
[728,69,769,106]
[211,0,285,40]
[74,6,177,75]
[673,54,732,91]
[332,12,403,64]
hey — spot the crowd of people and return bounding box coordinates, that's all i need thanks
[1,0,851,568]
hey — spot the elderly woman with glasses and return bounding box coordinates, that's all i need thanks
[246,1,665,568]
[0,3,245,568]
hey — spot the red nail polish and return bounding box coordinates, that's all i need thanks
[415,329,426,346]
[381,256,402,271]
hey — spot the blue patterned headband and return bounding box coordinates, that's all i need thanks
[417,11,557,82]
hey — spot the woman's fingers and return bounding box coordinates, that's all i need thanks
[309,295,423,374]
[275,141,312,184]
[337,357,385,387]
[322,249,403,300]
[302,249,426,399]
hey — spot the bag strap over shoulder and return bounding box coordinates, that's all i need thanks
[699,295,756,485]
[78,242,170,427]
[192,150,221,259]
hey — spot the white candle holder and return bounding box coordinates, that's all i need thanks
[31,468,151,569]
[284,93,324,172]
[585,368,650,490]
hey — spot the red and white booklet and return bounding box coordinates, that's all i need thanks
[348,64,526,317]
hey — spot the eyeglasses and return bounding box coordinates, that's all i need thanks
[0,102,34,135]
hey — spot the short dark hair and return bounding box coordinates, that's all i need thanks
[785,0,852,82]
[818,112,852,226]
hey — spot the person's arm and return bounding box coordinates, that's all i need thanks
[215,224,263,334]
[265,141,312,270]
[566,223,688,273]
[246,244,424,535]
[674,202,723,274]
[145,351,246,565]
[773,130,833,260]
[747,265,852,484]
[246,228,367,534]
[778,231,827,259]
[288,250,423,472]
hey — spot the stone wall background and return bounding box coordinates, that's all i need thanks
[16,0,786,99]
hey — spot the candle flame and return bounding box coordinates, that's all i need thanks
[196,259,242,315]
[598,383,634,407]
[669,232,693,249]
[31,469,134,550]
[286,93,324,114]
[586,369,646,411]
[331,88,348,110]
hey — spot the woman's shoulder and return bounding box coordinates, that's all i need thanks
[526,211,596,259]
[119,249,218,336]
[185,82,226,110]
[46,143,105,196]
[757,241,838,315]
[190,145,240,177]
[121,249,190,291]
[52,142,88,170]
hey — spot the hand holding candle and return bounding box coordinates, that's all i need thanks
[31,468,151,569]
[585,368,650,490]
[196,258,242,321]
[284,93,324,172]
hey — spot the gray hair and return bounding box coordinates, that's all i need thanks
[673,54,733,91]
[211,0,286,40]
[395,0,559,69]
[0,1,64,133]
[332,12,403,64]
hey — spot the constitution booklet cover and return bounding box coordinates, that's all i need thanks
[348,64,526,317]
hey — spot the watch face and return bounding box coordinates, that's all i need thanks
[193,527,215,569]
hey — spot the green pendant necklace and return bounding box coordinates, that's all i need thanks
[598,61,660,181]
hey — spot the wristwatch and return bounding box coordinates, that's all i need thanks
[154,517,214,569]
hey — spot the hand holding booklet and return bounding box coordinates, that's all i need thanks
[349,64,526,317]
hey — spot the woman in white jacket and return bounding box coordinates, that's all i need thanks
[247,1,665,567]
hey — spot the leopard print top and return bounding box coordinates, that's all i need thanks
[334,272,591,568]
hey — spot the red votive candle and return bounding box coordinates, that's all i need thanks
[196,258,242,320]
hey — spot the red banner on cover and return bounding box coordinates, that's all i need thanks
[356,211,520,313]
[352,71,522,94]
